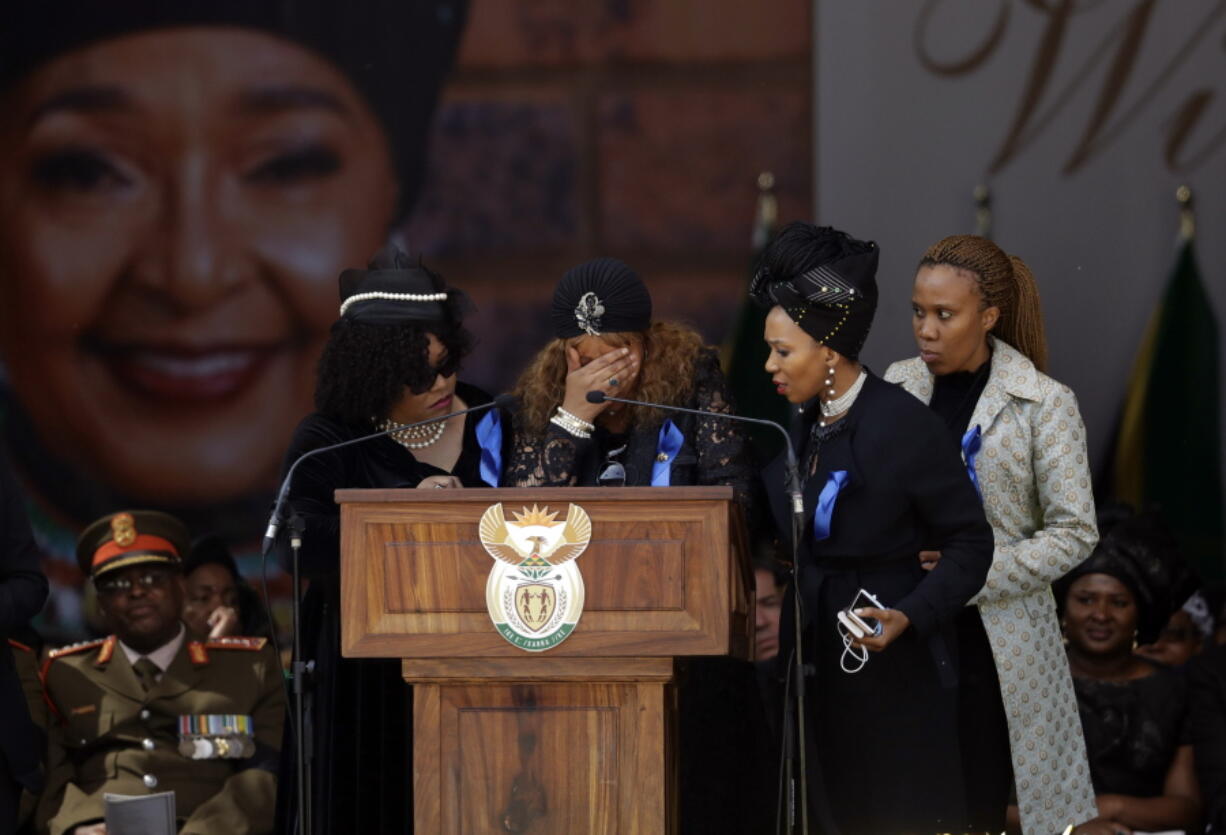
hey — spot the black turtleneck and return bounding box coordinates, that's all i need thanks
[929,358,990,438]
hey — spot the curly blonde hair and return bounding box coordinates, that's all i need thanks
[513,321,707,437]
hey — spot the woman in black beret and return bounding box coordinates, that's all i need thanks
[1055,510,1203,835]
[752,221,995,833]
[275,246,505,834]
[504,257,766,834]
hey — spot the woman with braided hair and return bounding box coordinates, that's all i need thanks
[886,235,1100,834]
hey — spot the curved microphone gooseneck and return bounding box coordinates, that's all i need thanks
[585,389,810,833]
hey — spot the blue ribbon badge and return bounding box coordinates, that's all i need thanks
[961,424,982,498]
[652,419,685,486]
[475,409,503,487]
[812,469,849,542]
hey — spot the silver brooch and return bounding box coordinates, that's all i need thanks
[574,292,605,335]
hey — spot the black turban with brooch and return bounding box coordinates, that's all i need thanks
[0,0,467,219]
[338,245,469,326]
[749,222,879,360]
[1054,509,1199,646]
[551,257,653,339]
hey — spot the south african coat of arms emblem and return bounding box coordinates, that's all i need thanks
[479,503,591,651]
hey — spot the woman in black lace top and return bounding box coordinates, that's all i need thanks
[503,257,765,834]
[504,257,752,506]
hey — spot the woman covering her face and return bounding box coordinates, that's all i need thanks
[0,0,465,641]
[503,257,768,834]
[752,222,994,833]
[1055,512,1203,834]
[504,257,753,504]
[274,246,503,834]
[883,235,1101,833]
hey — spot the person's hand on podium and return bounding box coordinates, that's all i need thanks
[418,475,462,489]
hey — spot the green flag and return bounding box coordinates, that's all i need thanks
[721,173,792,459]
[1111,236,1223,580]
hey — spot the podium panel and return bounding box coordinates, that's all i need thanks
[337,486,749,835]
[338,486,751,659]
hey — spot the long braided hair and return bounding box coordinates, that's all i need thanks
[918,235,1048,372]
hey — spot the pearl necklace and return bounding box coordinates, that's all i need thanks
[379,417,447,450]
[821,369,867,419]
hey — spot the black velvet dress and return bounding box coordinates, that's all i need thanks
[761,371,995,835]
[503,348,772,835]
[929,362,1013,830]
[274,382,498,835]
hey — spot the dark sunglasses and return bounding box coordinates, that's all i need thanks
[96,569,175,597]
[406,354,461,394]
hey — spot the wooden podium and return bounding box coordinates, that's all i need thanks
[337,486,752,835]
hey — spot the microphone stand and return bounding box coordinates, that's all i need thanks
[585,391,809,834]
[262,396,507,835]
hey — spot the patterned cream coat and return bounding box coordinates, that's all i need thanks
[886,337,1098,835]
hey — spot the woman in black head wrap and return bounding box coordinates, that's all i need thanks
[752,221,995,833]
[504,257,767,834]
[275,245,505,834]
[1055,510,1203,834]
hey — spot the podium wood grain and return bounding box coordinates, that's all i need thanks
[338,487,750,835]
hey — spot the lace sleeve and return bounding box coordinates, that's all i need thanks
[504,418,596,487]
[690,350,756,518]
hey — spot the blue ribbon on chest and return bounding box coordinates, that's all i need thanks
[961,424,982,499]
[651,419,684,486]
[812,469,849,542]
[476,409,503,487]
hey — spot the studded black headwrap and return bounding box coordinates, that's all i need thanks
[749,223,879,360]
[551,257,653,339]
[0,0,467,219]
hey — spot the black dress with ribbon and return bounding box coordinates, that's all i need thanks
[762,371,994,835]
[273,382,507,835]
[502,348,772,835]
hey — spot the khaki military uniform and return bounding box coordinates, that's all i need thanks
[37,631,284,835]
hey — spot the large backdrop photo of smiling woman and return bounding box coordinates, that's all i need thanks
[0,1,468,641]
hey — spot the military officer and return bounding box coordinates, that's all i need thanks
[37,511,284,835]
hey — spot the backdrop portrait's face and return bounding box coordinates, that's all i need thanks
[0,27,398,504]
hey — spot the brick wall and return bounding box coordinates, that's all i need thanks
[405,0,813,392]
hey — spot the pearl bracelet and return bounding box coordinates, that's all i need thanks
[551,407,595,439]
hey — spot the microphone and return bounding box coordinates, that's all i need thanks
[587,387,810,831]
[262,393,514,555]
[584,390,803,515]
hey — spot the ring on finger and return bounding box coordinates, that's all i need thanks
[608,377,619,387]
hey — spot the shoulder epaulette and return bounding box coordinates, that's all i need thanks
[46,636,109,661]
[205,636,268,652]
[42,636,116,683]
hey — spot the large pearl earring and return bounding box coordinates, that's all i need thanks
[818,364,836,427]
